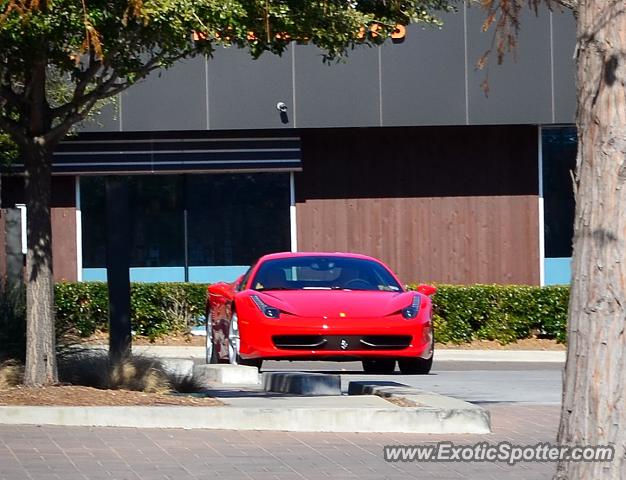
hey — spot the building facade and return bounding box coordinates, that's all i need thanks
[0,3,577,285]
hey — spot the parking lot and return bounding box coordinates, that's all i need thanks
[262,359,564,405]
[0,358,563,480]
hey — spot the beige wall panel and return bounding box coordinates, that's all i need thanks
[297,195,540,285]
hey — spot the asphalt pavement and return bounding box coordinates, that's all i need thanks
[260,360,563,405]
[127,345,565,405]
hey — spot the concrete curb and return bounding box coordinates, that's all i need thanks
[193,364,260,386]
[0,359,491,434]
[263,372,341,395]
[0,403,490,434]
[0,376,490,434]
[349,381,491,434]
[119,346,565,363]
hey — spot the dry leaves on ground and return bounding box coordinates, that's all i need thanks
[0,385,223,407]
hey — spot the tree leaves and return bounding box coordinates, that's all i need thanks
[0,0,456,147]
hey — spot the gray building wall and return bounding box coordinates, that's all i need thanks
[82,3,576,133]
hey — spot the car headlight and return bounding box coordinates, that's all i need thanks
[251,295,281,319]
[401,295,421,319]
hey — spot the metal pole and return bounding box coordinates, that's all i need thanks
[105,176,132,363]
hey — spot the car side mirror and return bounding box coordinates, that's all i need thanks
[209,282,232,297]
[416,284,437,296]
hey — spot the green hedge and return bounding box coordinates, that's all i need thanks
[55,282,207,340]
[408,284,569,344]
[54,282,569,344]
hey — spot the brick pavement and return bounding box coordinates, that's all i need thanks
[0,404,559,480]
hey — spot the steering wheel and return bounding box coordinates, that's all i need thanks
[343,278,373,290]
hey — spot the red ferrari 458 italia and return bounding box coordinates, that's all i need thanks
[205,252,436,374]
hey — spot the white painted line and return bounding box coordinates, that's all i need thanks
[436,349,565,363]
[75,177,83,282]
[290,172,298,252]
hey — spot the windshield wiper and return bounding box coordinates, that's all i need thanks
[255,287,295,291]
[331,286,379,291]
[329,286,369,291]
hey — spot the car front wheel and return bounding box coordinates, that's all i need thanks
[362,359,396,374]
[228,312,262,369]
[205,310,218,364]
[228,312,241,365]
[239,357,263,369]
[397,340,434,375]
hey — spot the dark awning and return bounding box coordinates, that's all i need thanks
[10,131,302,175]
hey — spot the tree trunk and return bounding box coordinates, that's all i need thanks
[555,1,626,478]
[23,143,57,386]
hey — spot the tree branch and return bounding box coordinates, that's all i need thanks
[74,50,103,102]
[48,49,192,145]
[553,0,579,13]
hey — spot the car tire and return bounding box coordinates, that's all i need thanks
[228,312,241,365]
[227,312,263,369]
[362,359,396,374]
[239,358,263,369]
[205,310,218,364]
[397,340,434,375]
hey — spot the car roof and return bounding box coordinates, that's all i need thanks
[257,252,383,263]
[246,252,404,291]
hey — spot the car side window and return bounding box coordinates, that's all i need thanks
[236,265,255,292]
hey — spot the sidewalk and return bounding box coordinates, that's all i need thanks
[0,403,560,480]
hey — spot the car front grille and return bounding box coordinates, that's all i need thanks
[272,335,411,351]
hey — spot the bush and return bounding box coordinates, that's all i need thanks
[57,351,176,393]
[55,282,208,341]
[55,282,109,337]
[53,281,569,346]
[408,284,569,345]
[0,359,24,389]
[1,349,202,393]
[131,283,206,339]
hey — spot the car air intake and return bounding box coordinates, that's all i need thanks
[272,335,411,350]
[359,335,412,349]
[273,335,327,349]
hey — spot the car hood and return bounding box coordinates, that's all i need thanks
[254,290,418,318]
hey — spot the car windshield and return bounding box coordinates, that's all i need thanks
[251,256,402,292]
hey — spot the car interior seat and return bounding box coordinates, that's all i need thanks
[263,268,289,290]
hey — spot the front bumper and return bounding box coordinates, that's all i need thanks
[237,313,432,360]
